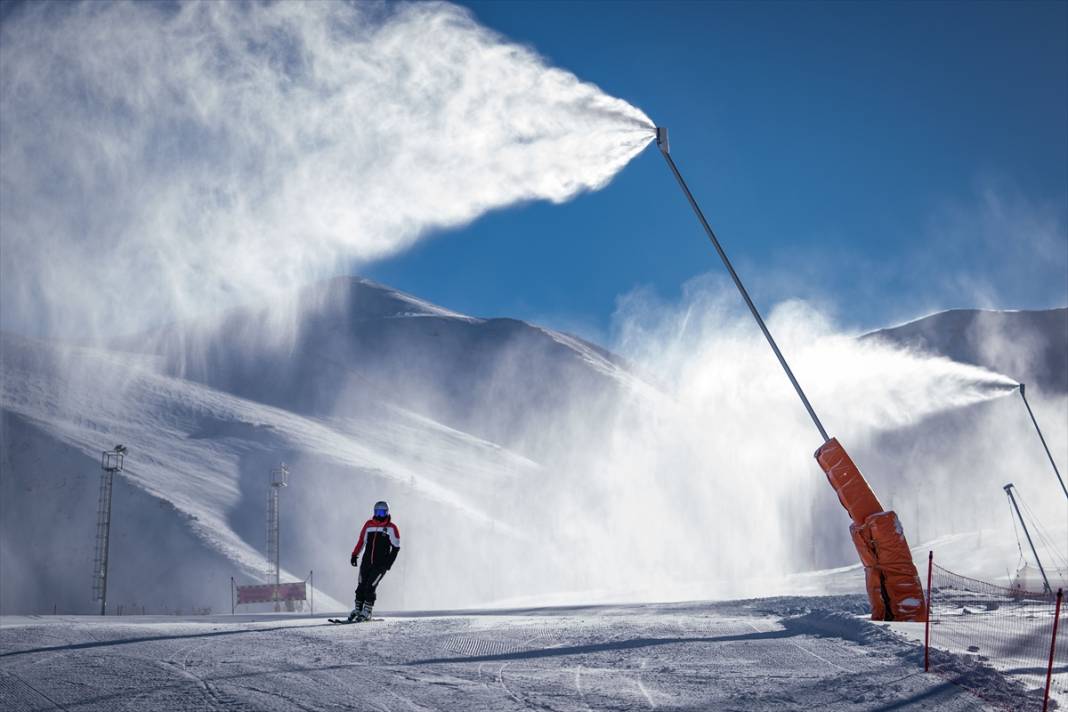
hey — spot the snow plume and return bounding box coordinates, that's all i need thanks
[612,285,1020,439]
[0,0,653,340]
[2,277,1063,613]
[477,279,1044,604]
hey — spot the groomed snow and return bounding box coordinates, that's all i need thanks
[0,595,1038,711]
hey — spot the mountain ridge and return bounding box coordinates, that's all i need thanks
[862,307,1067,393]
[3,280,1064,614]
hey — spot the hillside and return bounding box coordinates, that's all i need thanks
[0,278,649,615]
[3,283,1065,617]
[131,276,648,457]
[864,308,1068,393]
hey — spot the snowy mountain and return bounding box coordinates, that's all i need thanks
[864,308,1068,394]
[850,307,1067,589]
[2,283,1065,619]
[130,276,646,458]
[0,277,650,616]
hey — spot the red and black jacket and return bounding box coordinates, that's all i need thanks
[352,516,400,571]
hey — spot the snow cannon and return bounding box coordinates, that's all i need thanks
[815,439,927,622]
[655,127,669,154]
[652,129,927,623]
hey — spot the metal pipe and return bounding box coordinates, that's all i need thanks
[1004,483,1053,594]
[655,127,830,443]
[1019,384,1068,501]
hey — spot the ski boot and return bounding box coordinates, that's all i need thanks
[356,603,373,622]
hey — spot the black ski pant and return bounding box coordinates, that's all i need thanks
[355,565,389,606]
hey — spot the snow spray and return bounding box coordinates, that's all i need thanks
[518,288,1033,605]
[0,1,654,341]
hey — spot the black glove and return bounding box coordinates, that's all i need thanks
[350,554,358,567]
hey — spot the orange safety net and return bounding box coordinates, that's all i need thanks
[816,438,927,622]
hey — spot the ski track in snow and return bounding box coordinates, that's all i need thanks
[0,597,1036,712]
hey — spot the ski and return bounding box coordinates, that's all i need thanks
[327,617,383,624]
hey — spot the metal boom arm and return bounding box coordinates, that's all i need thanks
[652,128,930,622]
[1004,482,1053,594]
[1018,384,1068,501]
[654,127,829,443]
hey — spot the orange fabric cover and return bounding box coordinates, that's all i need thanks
[816,439,927,622]
[849,523,877,567]
[850,523,886,620]
[814,438,883,525]
[867,512,926,621]
[863,566,887,621]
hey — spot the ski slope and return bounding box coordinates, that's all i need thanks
[0,595,1038,711]
[4,281,1066,618]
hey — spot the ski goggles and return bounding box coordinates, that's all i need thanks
[374,506,388,518]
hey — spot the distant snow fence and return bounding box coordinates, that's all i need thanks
[231,571,314,615]
[924,552,1065,711]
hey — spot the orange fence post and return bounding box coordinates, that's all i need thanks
[1044,588,1063,712]
[925,551,933,672]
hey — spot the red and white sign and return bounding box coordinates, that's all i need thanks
[236,582,306,605]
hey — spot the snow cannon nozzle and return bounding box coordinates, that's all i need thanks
[655,126,669,154]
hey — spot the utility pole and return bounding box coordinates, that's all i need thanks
[267,463,288,611]
[1004,483,1052,594]
[93,445,126,616]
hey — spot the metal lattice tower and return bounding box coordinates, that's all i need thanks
[93,445,126,616]
[266,463,288,610]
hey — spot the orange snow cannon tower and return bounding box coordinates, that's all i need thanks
[815,439,926,621]
[654,127,926,622]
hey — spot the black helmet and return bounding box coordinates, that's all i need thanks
[373,501,389,519]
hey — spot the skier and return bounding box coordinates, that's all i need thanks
[346,500,400,622]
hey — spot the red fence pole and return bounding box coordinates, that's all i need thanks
[1044,588,1063,712]
[924,551,933,672]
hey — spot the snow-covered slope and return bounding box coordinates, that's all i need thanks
[0,278,650,615]
[3,285,1065,618]
[0,596,1042,711]
[864,308,1068,393]
[132,276,647,457]
[0,331,546,615]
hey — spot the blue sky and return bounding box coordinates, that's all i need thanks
[364,0,1067,340]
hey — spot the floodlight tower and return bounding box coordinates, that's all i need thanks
[93,445,126,616]
[266,463,288,610]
